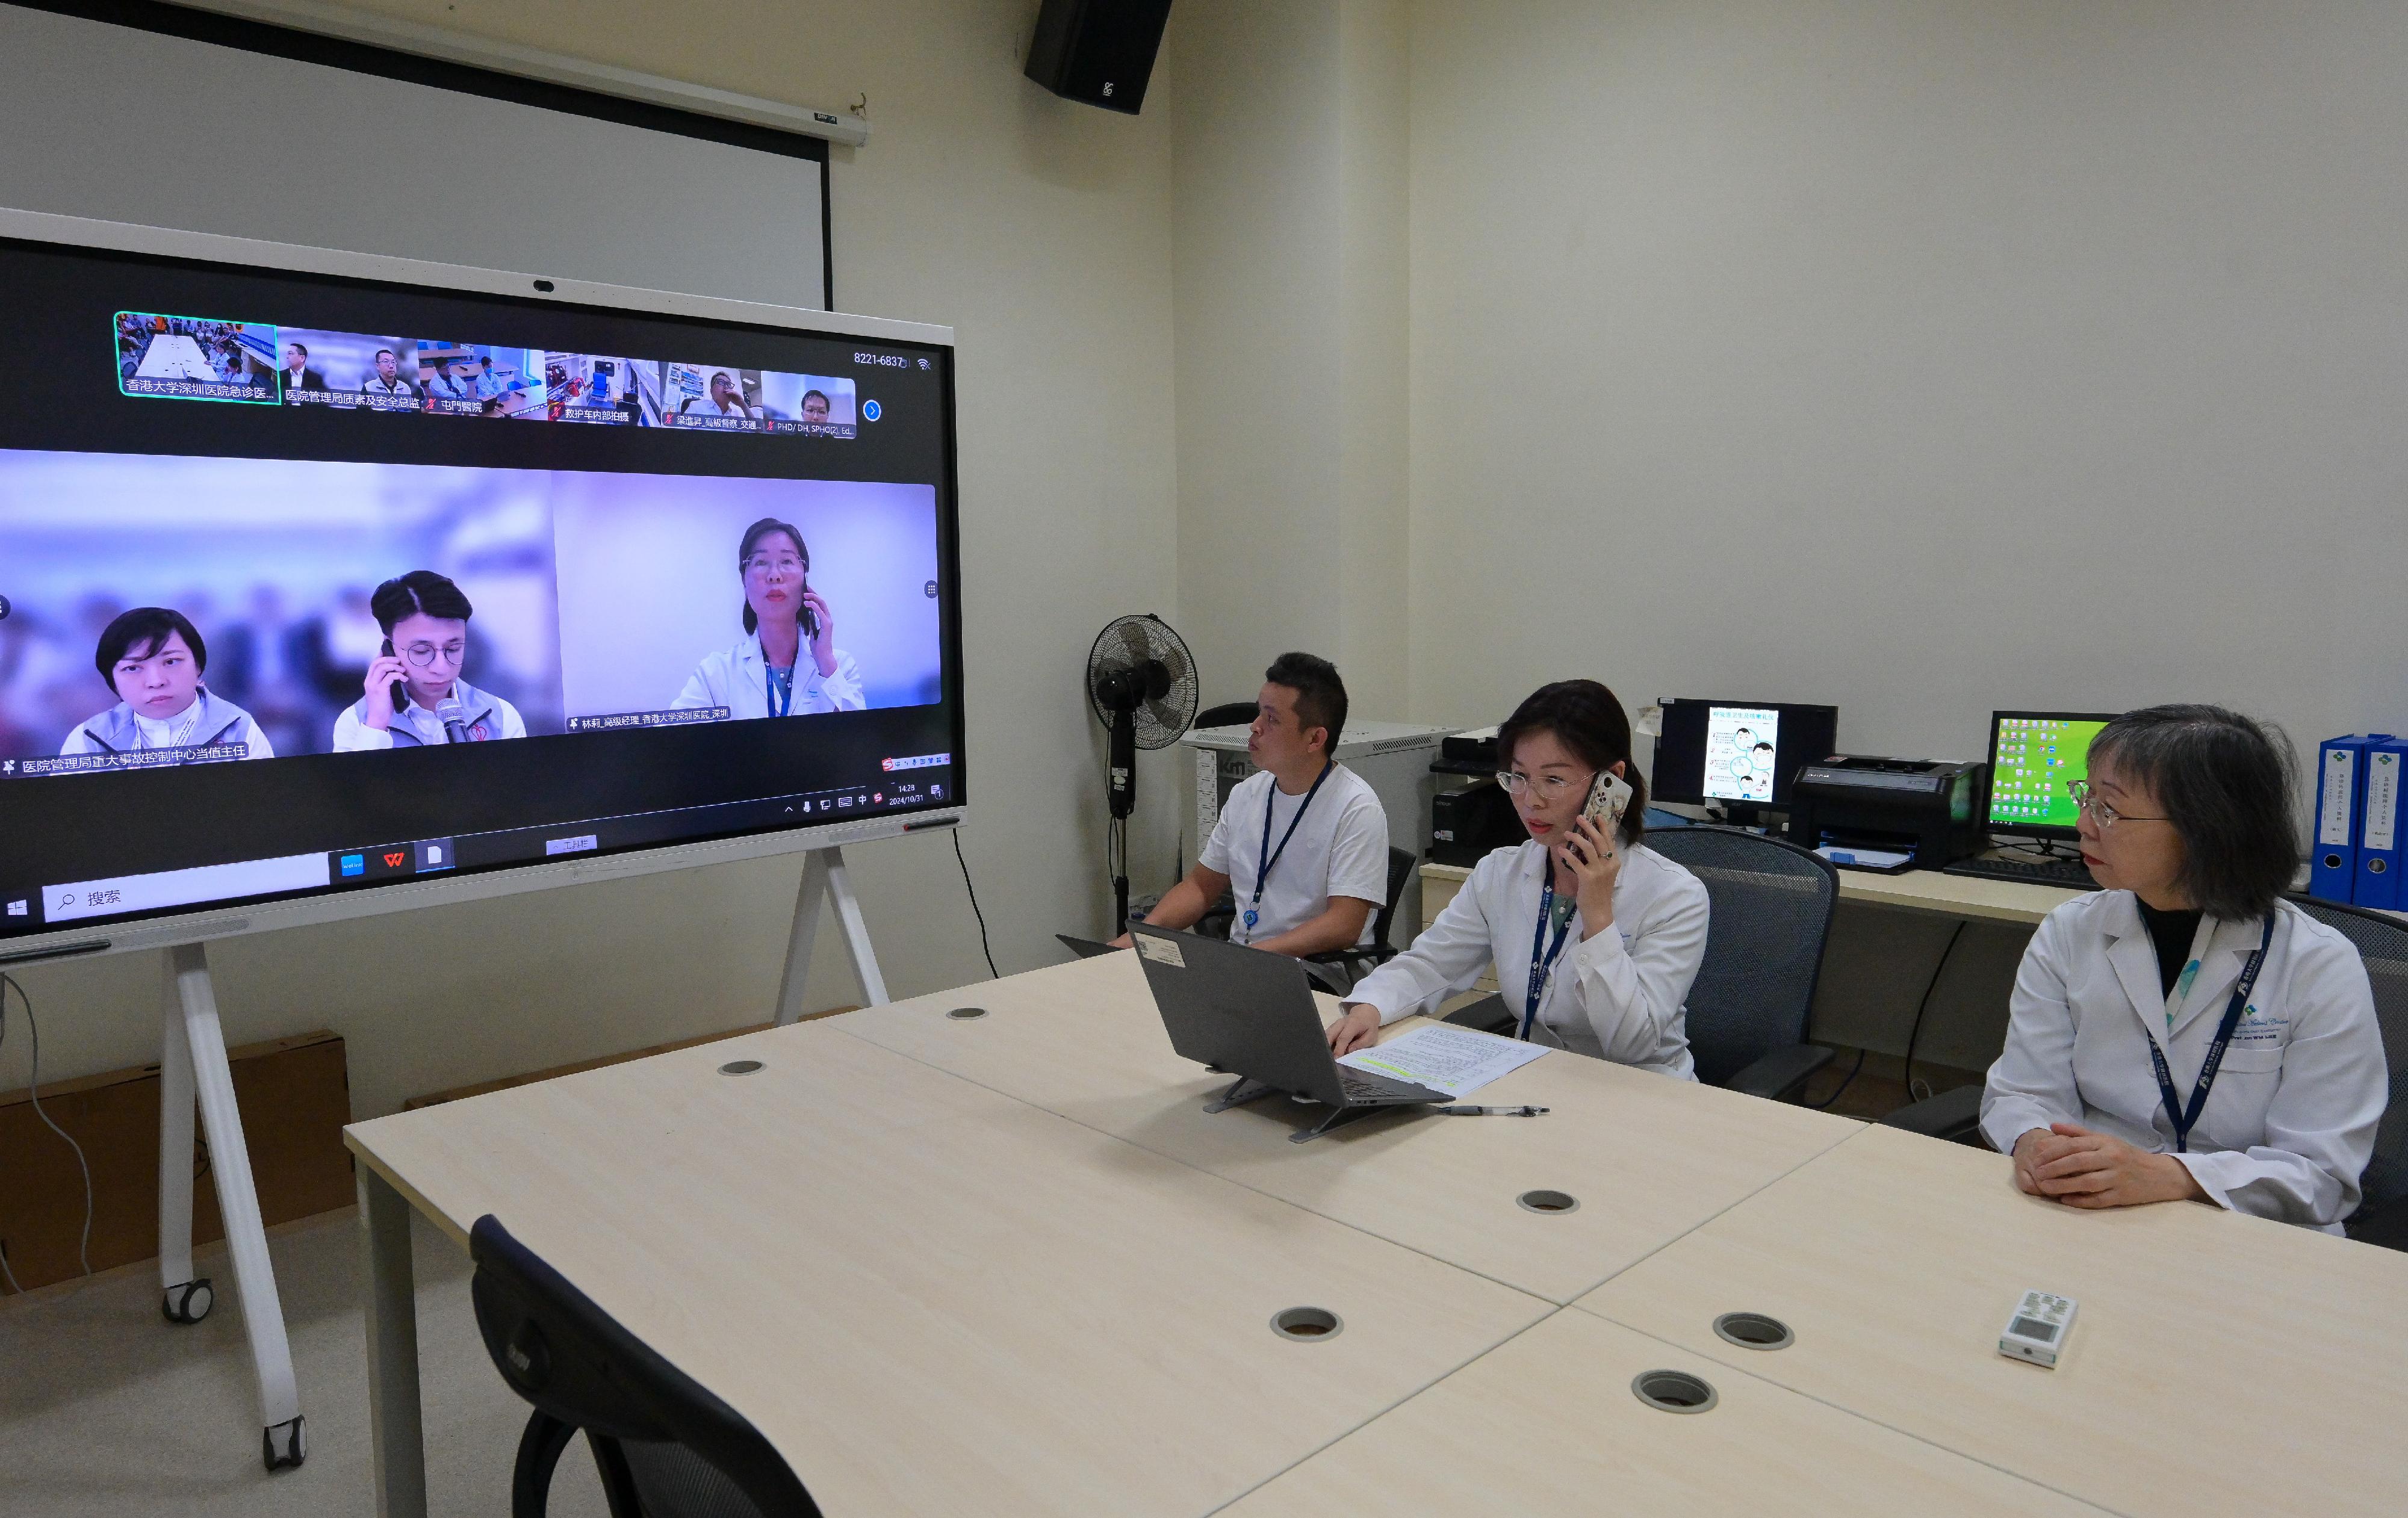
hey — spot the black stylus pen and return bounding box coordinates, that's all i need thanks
[1436,1104,1548,1117]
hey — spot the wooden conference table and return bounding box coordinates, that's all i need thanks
[347,954,2408,1516]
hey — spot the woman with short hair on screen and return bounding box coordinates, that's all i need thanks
[1326,679,1710,1076]
[1982,705,2385,1232]
[673,517,864,719]
[61,607,275,761]
[330,570,527,751]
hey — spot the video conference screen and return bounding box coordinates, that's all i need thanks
[0,231,961,942]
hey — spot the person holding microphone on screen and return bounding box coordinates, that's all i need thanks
[673,517,864,718]
[331,571,526,751]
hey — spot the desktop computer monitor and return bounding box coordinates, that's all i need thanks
[1649,699,1839,814]
[1985,711,2118,841]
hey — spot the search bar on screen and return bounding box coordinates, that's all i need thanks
[43,853,330,923]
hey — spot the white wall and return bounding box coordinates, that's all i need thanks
[1407,0,2408,762]
[0,0,1182,1118]
[1170,0,1412,720]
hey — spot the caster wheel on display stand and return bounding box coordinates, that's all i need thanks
[161,1278,214,1324]
[263,1414,306,1472]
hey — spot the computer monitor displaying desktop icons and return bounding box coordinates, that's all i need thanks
[1985,711,2118,840]
[1649,699,1840,812]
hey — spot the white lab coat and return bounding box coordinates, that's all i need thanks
[672,632,864,717]
[1347,839,1709,1078]
[1981,891,2388,1233]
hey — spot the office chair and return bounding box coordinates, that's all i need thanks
[1193,701,1258,731]
[469,1215,823,1518]
[2288,896,2408,1250]
[1637,826,1839,1100]
[1305,846,1419,992]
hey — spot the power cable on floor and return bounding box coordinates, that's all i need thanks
[954,831,999,979]
[0,971,95,1293]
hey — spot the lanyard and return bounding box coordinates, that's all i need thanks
[2145,915,2274,1153]
[1241,761,1333,941]
[1521,877,1578,1042]
[766,662,793,719]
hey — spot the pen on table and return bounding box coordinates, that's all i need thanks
[1436,1104,1548,1117]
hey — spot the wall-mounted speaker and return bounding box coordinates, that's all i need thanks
[1025,0,1175,115]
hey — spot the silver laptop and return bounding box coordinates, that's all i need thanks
[1130,925,1447,1142]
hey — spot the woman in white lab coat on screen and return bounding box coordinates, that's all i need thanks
[673,516,866,719]
[1981,705,2386,1233]
[1326,680,1711,1077]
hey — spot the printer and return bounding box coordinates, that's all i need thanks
[1429,726,1525,866]
[1783,755,1988,869]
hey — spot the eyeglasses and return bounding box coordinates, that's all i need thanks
[1496,770,1588,799]
[399,641,465,668]
[2065,778,2166,829]
[743,553,805,577]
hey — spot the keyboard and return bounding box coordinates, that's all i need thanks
[1942,855,2100,890]
[1338,1068,1432,1104]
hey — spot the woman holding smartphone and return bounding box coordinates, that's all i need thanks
[1327,679,1710,1076]
[673,517,865,718]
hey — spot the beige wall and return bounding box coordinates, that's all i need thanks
[1,0,1183,1118]
[1404,0,2408,1059]
[1170,0,1411,720]
[1406,0,2408,758]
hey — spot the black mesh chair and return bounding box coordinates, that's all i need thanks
[2288,896,2408,1249]
[1305,846,1418,991]
[1447,828,1840,1094]
[470,1215,822,1518]
[1638,826,1839,1100]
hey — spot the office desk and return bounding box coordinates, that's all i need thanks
[1577,1123,2408,1517]
[839,953,1859,1303]
[345,1021,1550,1517]
[1221,1308,2110,1516]
[1423,856,2080,929]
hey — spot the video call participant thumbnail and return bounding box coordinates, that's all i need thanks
[332,571,527,751]
[672,517,864,717]
[61,607,275,761]
[1114,654,1389,963]
[361,347,420,401]
[279,341,326,395]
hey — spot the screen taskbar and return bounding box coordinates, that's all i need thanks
[5,761,954,936]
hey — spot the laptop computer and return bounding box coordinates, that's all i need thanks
[1129,924,1448,1142]
[1057,932,1123,959]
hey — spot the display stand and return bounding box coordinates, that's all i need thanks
[773,844,890,1024]
[157,942,307,1470]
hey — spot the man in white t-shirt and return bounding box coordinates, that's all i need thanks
[1114,652,1390,961]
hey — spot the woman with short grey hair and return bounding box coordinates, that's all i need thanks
[1982,704,2387,1231]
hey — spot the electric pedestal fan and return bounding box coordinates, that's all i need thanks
[1086,614,1199,934]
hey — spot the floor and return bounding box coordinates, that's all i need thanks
[0,1206,608,1517]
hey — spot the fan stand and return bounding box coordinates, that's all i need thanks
[772,845,891,1021]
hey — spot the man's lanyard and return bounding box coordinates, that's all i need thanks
[766,662,794,719]
[1240,761,1333,941]
[1520,878,1578,1042]
[2146,914,2275,1153]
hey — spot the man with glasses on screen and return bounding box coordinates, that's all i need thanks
[330,571,527,751]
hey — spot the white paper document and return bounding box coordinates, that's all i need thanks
[1337,1024,1548,1099]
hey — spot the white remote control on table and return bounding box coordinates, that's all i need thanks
[1999,1289,2078,1368]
